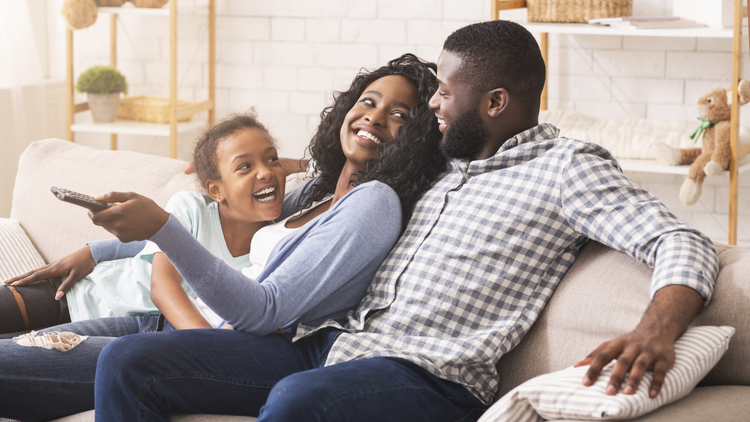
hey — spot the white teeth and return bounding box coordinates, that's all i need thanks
[256,193,276,203]
[357,129,382,144]
[437,117,445,125]
[254,187,275,197]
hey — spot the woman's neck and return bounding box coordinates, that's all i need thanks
[331,160,364,206]
[218,208,269,258]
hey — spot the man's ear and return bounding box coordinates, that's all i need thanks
[486,88,509,117]
[206,180,224,203]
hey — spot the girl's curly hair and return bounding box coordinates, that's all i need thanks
[192,110,276,190]
[304,53,447,223]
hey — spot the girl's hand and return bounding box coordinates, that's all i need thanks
[89,192,170,243]
[3,245,95,300]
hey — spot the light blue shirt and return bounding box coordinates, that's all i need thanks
[67,192,249,322]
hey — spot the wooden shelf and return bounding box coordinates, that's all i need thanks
[71,119,205,137]
[67,1,215,159]
[97,5,207,16]
[492,0,747,244]
[619,159,750,175]
[515,21,738,38]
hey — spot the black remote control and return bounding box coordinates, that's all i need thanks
[51,186,115,212]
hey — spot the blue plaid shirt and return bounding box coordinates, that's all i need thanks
[296,123,718,405]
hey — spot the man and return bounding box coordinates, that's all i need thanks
[91,20,716,421]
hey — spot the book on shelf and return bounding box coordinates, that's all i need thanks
[588,16,706,29]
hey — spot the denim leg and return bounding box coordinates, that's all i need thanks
[94,328,333,422]
[0,315,161,421]
[0,335,114,421]
[259,357,488,422]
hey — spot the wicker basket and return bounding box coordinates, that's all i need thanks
[527,0,633,23]
[116,96,196,124]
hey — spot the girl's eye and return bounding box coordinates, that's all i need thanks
[360,98,375,107]
[237,163,251,171]
[267,156,279,164]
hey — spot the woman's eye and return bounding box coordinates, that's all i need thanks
[360,98,375,107]
[392,111,409,121]
[439,91,448,98]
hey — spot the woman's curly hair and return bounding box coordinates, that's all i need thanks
[304,53,447,223]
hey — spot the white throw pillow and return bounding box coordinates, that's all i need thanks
[480,325,735,422]
[0,218,46,281]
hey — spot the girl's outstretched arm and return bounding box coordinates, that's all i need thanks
[150,252,212,330]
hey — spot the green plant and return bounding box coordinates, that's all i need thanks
[75,65,128,96]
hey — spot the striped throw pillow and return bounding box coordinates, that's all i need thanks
[480,325,735,422]
[0,218,46,281]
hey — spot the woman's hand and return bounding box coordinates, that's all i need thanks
[3,245,96,300]
[90,192,170,243]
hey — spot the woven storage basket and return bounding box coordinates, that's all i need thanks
[116,96,196,124]
[527,0,633,23]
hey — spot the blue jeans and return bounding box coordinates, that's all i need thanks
[95,328,487,422]
[0,315,171,421]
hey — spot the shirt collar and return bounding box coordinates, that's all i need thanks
[496,123,560,155]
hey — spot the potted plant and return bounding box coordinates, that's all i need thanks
[75,65,128,122]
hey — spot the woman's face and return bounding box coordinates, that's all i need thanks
[207,127,286,224]
[339,74,418,169]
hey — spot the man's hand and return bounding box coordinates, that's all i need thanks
[574,285,704,398]
[3,245,96,300]
[89,192,170,243]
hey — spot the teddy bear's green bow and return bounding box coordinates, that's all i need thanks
[690,118,714,143]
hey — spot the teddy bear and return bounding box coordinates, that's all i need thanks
[61,0,168,31]
[652,79,750,206]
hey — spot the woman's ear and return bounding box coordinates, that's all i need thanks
[206,180,224,203]
[486,88,509,117]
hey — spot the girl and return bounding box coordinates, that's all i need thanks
[1,112,287,334]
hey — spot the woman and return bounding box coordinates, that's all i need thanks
[0,53,447,421]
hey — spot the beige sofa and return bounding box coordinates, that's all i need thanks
[3,139,750,422]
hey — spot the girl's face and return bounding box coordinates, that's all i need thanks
[339,74,418,170]
[207,128,286,224]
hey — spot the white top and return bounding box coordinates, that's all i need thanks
[243,197,332,280]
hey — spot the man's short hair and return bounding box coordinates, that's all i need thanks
[443,20,546,114]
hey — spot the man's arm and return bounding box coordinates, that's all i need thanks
[575,284,703,398]
[560,144,718,397]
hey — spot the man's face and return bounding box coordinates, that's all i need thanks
[428,50,490,159]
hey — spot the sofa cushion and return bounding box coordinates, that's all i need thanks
[547,385,750,422]
[10,139,198,264]
[495,240,750,397]
[481,326,734,422]
[0,218,46,280]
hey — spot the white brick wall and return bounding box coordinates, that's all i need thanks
[43,0,750,244]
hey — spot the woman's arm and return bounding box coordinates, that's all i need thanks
[90,182,401,334]
[150,252,213,330]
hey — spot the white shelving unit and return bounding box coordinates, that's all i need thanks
[491,0,748,244]
[66,1,215,159]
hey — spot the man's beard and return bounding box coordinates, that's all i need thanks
[438,108,490,159]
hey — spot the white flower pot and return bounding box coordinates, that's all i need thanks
[87,93,121,123]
